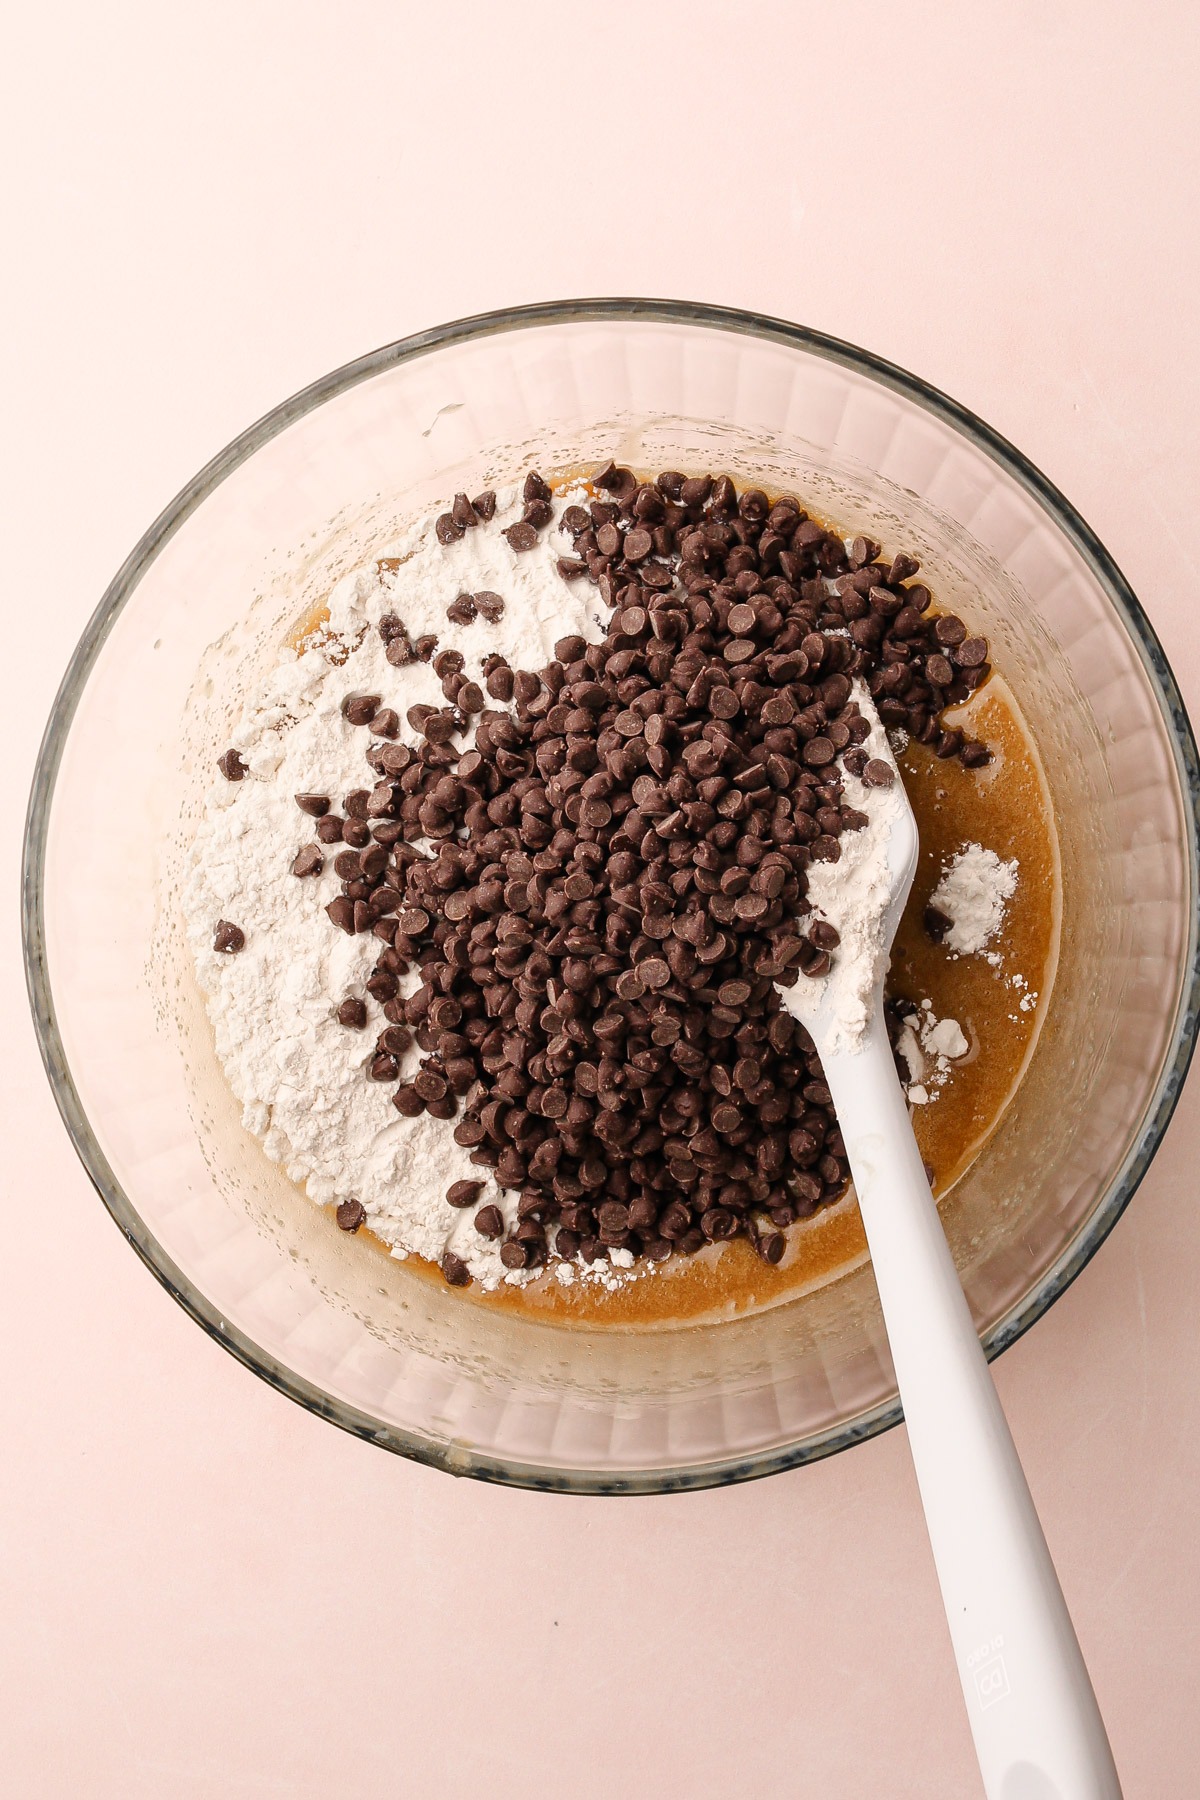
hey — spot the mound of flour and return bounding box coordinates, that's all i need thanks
[929,843,1018,956]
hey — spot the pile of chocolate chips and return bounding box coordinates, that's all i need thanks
[228,468,991,1286]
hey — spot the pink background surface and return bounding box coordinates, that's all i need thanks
[4,4,1198,1794]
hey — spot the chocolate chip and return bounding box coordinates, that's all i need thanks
[336,1199,366,1232]
[862,759,895,788]
[756,1230,785,1264]
[953,636,989,668]
[218,749,247,781]
[295,793,330,817]
[435,512,464,545]
[702,1208,738,1242]
[849,535,880,569]
[447,1179,484,1209]
[677,475,709,509]
[342,693,381,727]
[291,844,324,878]
[451,492,476,530]
[925,654,955,689]
[326,896,356,934]
[446,594,477,626]
[212,919,244,953]
[474,590,505,623]
[472,491,496,521]
[504,520,539,553]
[338,997,368,1028]
[474,1205,504,1239]
[933,614,966,647]
[441,1251,471,1286]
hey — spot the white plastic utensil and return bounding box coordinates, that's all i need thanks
[780,690,1121,1800]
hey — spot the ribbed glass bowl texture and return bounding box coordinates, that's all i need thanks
[23,301,1200,1492]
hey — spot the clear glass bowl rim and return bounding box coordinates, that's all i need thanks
[22,297,1200,1495]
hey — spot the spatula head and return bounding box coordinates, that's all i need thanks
[779,685,919,1058]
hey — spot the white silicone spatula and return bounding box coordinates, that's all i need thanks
[779,686,1121,1800]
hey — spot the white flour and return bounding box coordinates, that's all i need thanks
[788,685,906,1054]
[896,1001,971,1106]
[929,842,1018,956]
[185,483,632,1292]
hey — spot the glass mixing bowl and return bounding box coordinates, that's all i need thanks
[23,301,1200,1492]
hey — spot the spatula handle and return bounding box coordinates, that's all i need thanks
[821,1016,1121,1800]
